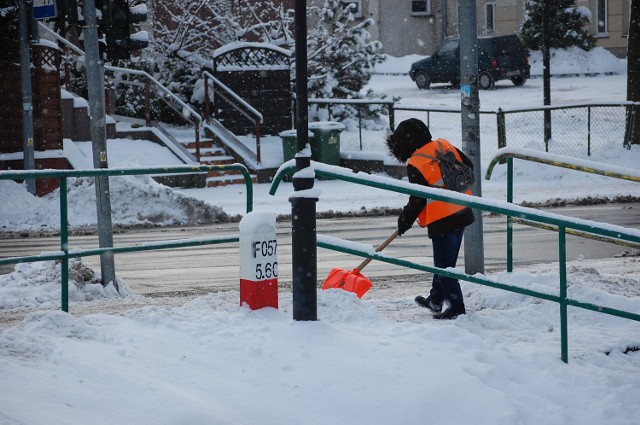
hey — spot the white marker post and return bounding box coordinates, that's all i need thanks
[239,211,278,310]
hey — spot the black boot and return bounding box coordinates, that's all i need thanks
[433,303,466,320]
[415,295,442,313]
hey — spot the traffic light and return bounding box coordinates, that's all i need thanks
[96,0,113,25]
[56,0,79,23]
[56,0,110,24]
[106,0,148,61]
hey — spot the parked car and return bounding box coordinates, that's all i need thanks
[409,34,530,90]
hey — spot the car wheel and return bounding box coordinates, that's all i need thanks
[511,76,527,86]
[414,72,431,90]
[478,72,495,90]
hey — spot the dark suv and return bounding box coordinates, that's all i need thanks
[409,34,530,90]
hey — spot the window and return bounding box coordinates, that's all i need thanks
[596,0,608,35]
[484,2,496,34]
[437,39,459,56]
[411,0,432,16]
[341,0,363,18]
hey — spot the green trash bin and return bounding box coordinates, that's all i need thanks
[279,130,315,163]
[279,130,298,163]
[308,121,344,166]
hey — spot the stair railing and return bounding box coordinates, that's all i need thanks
[202,70,264,163]
[40,24,204,161]
[106,65,203,160]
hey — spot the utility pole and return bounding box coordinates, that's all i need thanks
[542,0,552,150]
[82,0,118,292]
[459,0,485,274]
[291,0,317,321]
[18,0,36,195]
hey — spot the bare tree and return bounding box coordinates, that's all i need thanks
[151,0,293,62]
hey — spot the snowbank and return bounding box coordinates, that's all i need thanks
[0,175,230,232]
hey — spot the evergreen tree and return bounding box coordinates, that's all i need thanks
[520,0,595,51]
[306,0,386,121]
[307,0,384,100]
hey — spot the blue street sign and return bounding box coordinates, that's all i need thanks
[33,0,57,20]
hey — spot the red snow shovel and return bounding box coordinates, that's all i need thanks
[321,229,399,298]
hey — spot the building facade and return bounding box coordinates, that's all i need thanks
[349,0,631,57]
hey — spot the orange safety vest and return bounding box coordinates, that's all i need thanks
[407,139,472,228]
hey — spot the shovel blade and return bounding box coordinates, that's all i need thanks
[321,268,373,298]
[322,268,350,290]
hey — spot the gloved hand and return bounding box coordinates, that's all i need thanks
[397,214,413,236]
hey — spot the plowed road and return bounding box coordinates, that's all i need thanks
[1,203,638,297]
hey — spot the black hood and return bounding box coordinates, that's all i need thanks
[385,118,432,163]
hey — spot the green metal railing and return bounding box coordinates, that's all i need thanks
[485,147,640,272]
[0,164,253,313]
[270,161,640,363]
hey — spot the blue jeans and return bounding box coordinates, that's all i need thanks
[429,228,465,307]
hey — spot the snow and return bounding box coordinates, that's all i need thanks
[0,175,229,230]
[1,49,640,425]
[213,42,292,58]
[131,30,149,43]
[238,210,276,233]
[72,139,186,168]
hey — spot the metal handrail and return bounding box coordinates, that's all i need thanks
[106,65,203,125]
[202,71,263,123]
[0,164,253,312]
[202,70,263,163]
[269,161,640,363]
[105,65,204,160]
[40,23,204,161]
[486,147,640,183]
[485,147,640,272]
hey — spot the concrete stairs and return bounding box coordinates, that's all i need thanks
[61,90,116,141]
[181,138,258,187]
[61,90,258,188]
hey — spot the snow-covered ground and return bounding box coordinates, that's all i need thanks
[1,49,639,425]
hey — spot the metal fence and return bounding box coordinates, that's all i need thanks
[496,103,638,157]
[0,165,253,312]
[309,100,640,161]
[269,161,640,363]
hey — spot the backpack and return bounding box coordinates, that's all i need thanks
[422,140,475,192]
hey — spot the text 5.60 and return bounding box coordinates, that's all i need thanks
[255,262,278,280]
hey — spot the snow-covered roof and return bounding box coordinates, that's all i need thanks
[213,42,292,59]
[35,38,59,51]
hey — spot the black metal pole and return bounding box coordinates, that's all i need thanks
[291,0,317,321]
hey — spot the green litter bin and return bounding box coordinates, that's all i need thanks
[279,130,315,163]
[308,121,344,166]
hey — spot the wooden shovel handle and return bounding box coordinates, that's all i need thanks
[354,229,400,273]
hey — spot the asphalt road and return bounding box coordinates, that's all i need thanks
[1,203,638,297]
